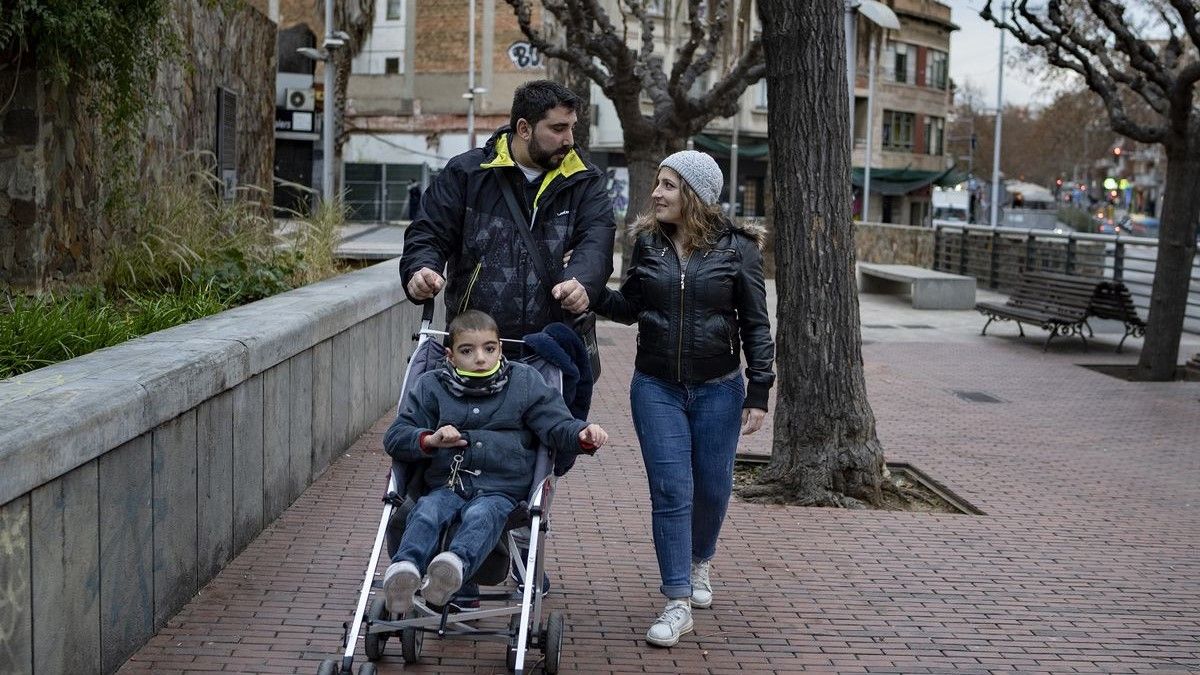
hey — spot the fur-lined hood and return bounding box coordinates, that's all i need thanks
[628,216,767,250]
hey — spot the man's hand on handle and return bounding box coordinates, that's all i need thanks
[741,408,766,435]
[552,277,589,314]
[407,267,445,301]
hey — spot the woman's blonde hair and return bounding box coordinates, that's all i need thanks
[633,167,725,253]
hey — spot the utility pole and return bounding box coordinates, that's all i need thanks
[989,1,1006,229]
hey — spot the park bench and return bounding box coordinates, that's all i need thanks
[1086,279,1147,353]
[976,271,1144,352]
[857,263,976,309]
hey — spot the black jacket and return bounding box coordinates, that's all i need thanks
[597,219,775,410]
[399,127,615,341]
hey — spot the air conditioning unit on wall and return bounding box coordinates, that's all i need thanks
[285,88,316,112]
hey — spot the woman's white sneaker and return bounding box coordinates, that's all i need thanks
[691,560,713,608]
[645,599,693,647]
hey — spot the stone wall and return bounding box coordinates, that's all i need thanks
[0,262,423,674]
[855,221,935,267]
[0,0,276,290]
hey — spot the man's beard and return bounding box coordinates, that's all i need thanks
[528,134,568,171]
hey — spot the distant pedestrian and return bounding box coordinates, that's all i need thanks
[407,182,422,220]
[595,150,775,648]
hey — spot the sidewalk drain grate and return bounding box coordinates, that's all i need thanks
[952,389,1004,403]
[863,324,897,329]
[597,336,615,346]
[901,324,935,329]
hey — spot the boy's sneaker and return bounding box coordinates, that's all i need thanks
[691,560,713,608]
[645,599,693,647]
[382,561,421,615]
[423,551,465,607]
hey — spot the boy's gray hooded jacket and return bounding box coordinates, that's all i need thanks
[383,361,588,501]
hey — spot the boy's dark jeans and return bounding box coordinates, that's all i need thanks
[392,487,516,582]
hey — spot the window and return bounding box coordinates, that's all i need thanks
[215,87,237,200]
[386,0,402,21]
[924,116,944,155]
[384,57,400,75]
[756,80,768,109]
[885,41,916,84]
[881,110,915,151]
[926,49,948,89]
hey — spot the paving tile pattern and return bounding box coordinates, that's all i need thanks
[120,316,1200,674]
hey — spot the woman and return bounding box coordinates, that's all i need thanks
[597,150,775,647]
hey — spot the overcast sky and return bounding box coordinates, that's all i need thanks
[945,0,1049,108]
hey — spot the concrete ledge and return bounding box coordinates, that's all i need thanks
[858,263,977,310]
[0,260,405,510]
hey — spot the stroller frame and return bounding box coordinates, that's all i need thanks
[318,303,566,675]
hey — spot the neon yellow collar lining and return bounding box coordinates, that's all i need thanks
[455,360,502,378]
[480,133,587,208]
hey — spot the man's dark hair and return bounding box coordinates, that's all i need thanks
[509,80,580,131]
[448,309,500,345]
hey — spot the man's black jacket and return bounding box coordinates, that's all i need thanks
[399,127,615,341]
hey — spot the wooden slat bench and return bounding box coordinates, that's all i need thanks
[976,271,1099,350]
[976,271,1146,352]
[858,263,977,309]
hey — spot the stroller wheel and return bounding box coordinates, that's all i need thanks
[316,658,338,675]
[364,596,390,661]
[400,609,423,664]
[357,664,377,675]
[542,611,565,675]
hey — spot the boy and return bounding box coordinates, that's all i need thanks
[381,310,608,613]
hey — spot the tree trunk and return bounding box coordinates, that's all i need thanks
[1135,138,1200,381]
[744,0,885,507]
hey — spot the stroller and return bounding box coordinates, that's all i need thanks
[318,303,568,675]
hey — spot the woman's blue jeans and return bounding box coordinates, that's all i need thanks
[630,370,745,599]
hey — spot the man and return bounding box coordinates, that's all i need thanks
[400,80,615,353]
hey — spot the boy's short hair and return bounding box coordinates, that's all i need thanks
[448,310,500,346]
[509,80,580,132]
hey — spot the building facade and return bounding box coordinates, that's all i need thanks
[851,0,958,226]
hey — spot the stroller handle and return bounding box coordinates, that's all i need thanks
[420,300,436,324]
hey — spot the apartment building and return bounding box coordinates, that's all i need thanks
[339,0,771,221]
[852,0,959,225]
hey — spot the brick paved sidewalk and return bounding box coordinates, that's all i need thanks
[121,313,1200,674]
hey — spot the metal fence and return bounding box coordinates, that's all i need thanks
[933,223,1200,334]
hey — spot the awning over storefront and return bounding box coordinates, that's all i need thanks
[692,134,771,159]
[851,166,965,195]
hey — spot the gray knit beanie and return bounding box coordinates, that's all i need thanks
[659,150,723,206]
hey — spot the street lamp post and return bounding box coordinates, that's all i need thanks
[297,2,348,205]
[989,2,1006,229]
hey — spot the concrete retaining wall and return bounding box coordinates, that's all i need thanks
[855,221,935,267]
[0,261,423,674]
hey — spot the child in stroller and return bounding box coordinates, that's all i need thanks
[381,309,608,615]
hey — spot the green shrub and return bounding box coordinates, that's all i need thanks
[0,283,232,379]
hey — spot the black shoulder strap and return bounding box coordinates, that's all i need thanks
[497,174,559,293]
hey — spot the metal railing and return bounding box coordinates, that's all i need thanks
[933,223,1200,334]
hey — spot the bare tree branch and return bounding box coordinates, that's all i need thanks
[1166,0,1200,51]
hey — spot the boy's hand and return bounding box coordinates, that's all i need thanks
[578,424,608,449]
[741,408,767,435]
[423,424,467,449]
